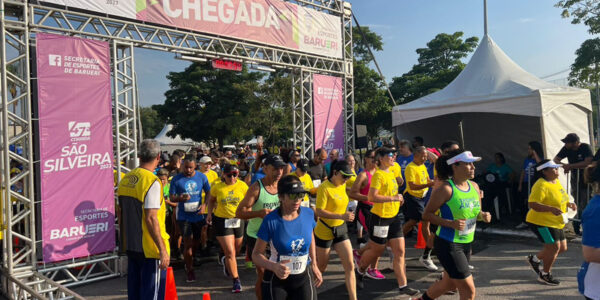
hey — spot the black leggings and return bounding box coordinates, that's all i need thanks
[262,269,316,300]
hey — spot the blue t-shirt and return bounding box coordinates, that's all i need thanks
[396,154,413,193]
[251,168,266,185]
[257,207,316,261]
[425,160,435,179]
[583,195,600,248]
[522,158,536,183]
[289,162,297,172]
[170,172,210,222]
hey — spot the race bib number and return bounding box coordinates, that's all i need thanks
[561,212,569,224]
[280,255,308,275]
[183,201,199,213]
[225,218,241,228]
[373,225,389,238]
[312,180,321,188]
[301,201,310,207]
[459,218,477,236]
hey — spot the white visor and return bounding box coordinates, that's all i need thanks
[446,151,482,165]
[536,161,561,171]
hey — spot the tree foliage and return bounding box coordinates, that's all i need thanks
[568,38,600,87]
[389,32,478,103]
[139,106,165,139]
[556,0,600,34]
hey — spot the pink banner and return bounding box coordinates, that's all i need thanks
[313,74,344,159]
[41,0,343,58]
[37,33,115,263]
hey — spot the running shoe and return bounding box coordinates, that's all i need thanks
[355,269,365,290]
[468,264,474,270]
[526,254,541,276]
[186,270,196,283]
[221,256,230,278]
[516,222,528,230]
[398,286,420,296]
[419,256,439,271]
[232,278,242,293]
[245,261,255,269]
[538,272,560,286]
[365,268,385,280]
[353,249,362,268]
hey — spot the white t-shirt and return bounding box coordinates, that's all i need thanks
[144,181,161,209]
[585,263,600,300]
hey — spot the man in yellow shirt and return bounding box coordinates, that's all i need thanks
[402,146,436,271]
[289,158,316,207]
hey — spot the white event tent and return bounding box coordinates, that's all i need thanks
[154,124,198,153]
[392,35,593,172]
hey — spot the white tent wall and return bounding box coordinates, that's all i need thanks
[394,113,541,171]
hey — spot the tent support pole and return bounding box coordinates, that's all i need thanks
[458,118,466,149]
[589,111,596,150]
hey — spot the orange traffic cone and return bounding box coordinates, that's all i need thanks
[414,222,426,249]
[165,267,178,300]
[202,293,211,300]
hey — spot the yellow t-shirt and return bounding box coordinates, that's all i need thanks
[370,169,400,218]
[390,162,402,180]
[201,169,220,214]
[315,180,349,240]
[526,178,569,229]
[345,170,358,189]
[211,180,249,219]
[404,162,429,198]
[290,172,314,204]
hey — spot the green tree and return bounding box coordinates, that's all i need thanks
[155,62,264,147]
[568,38,600,134]
[389,32,478,103]
[556,0,600,34]
[139,106,165,139]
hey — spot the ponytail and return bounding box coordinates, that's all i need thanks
[435,149,464,180]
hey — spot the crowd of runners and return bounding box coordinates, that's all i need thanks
[116,133,600,300]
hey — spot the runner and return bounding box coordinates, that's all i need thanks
[356,147,420,297]
[252,175,323,300]
[199,156,219,256]
[206,164,249,293]
[402,146,437,271]
[289,158,316,208]
[314,160,357,300]
[525,159,576,286]
[396,140,414,194]
[349,150,385,280]
[413,149,492,300]
[236,154,286,300]
[579,166,600,300]
[284,149,301,175]
[169,158,210,282]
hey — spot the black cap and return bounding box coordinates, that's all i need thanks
[297,158,310,172]
[561,133,580,143]
[263,154,287,168]
[223,164,239,175]
[332,160,354,176]
[278,180,307,195]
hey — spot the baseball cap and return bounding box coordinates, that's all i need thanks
[199,156,213,164]
[223,164,239,175]
[263,154,287,168]
[278,180,307,195]
[446,151,482,165]
[297,158,310,172]
[561,133,579,143]
[536,160,561,171]
[332,160,354,177]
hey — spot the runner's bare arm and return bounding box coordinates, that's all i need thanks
[472,181,491,223]
[310,232,323,287]
[235,182,270,219]
[349,172,368,202]
[423,182,461,230]
[144,208,170,269]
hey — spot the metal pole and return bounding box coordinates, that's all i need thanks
[458,119,466,149]
[484,0,488,36]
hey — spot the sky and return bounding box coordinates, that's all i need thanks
[135,0,593,107]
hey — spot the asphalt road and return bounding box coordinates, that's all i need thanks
[71,231,585,300]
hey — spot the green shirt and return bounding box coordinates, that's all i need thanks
[436,180,481,243]
[246,179,280,238]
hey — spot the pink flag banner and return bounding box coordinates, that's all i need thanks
[313,74,344,159]
[36,33,115,263]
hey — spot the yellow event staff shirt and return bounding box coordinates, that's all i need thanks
[315,180,349,240]
[290,172,314,204]
[211,180,248,219]
[370,169,400,218]
[404,162,429,198]
[390,162,402,180]
[526,178,569,229]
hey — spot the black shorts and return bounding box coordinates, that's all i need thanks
[357,202,373,232]
[315,222,349,249]
[528,223,565,244]
[368,213,403,245]
[404,193,426,222]
[262,269,316,300]
[434,236,471,279]
[177,220,204,239]
[212,215,244,238]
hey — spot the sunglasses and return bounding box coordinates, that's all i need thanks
[341,174,352,180]
[386,152,394,157]
[225,172,239,178]
[287,193,306,201]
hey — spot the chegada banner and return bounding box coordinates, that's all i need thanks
[36,33,115,263]
[313,74,344,159]
[41,0,343,58]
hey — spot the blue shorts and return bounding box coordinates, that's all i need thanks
[127,253,166,300]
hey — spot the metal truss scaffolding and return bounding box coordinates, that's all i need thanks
[0,0,353,298]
